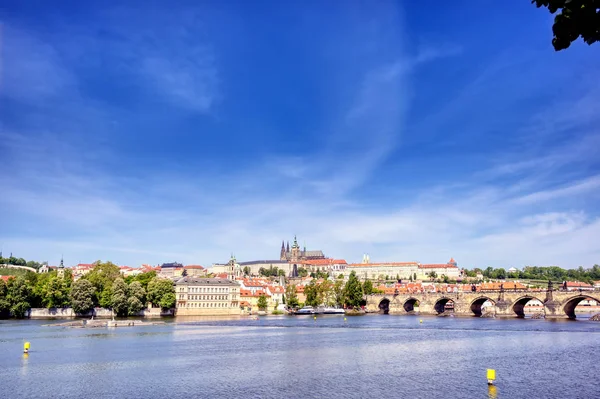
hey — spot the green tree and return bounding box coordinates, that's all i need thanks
[304,280,320,307]
[147,278,176,309]
[41,276,70,308]
[285,284,299,308]
[257,294,268,310]
[133,271,156,291]
[70,279,95,314]
[243,266,251,276]
[84,261,121,306]
[344,271,364,309]
[111,278,129,316]
[532,0,600,51]
[6,277,32,318]
[442,274,450,284]
[278,269,286,277]
[363,280,374,295]
[297,267,309,278]
[333,279,345,307]
[413,273,417,281]
[428,271,438,281]
[159,292,176,309]
[127,281,146,315]
[0,279,11,315]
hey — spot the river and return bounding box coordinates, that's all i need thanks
[1,315,599,398]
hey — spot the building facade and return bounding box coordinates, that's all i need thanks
[344,256,460,281]
[174,277,241,316]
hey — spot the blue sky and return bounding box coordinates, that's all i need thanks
[1,1,599,269]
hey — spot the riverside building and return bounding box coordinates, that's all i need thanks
[174,277,241,316]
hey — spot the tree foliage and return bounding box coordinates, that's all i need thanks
[344,271,364,309]
[532,0,600,51]
[127,281,146,315]
[111,278,129,316]
[70,279,95,314]
[147,278,176,309]
[257,293,268,310]
[285,284,299,308]
[304,280,320,307]
[363,280,374,295]
[84,261,121,307]
[6,277,32,318]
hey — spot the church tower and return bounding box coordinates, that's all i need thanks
[290,235,300,262]
[280,240,286,261]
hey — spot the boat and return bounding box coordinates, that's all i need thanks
[322,307,345,314]
[294,306,315,315]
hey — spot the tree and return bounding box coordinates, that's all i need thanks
[344,271,364,309]
[127,281,146,315]
[111,278,129,316]
[70,279,95,314]
[257,294,268,310]
[442,274,450,284]
[428,271,438,281]
[147,278,176,309]
[532,0,600,51]
[278,269,286,277]
[0,279,11,315]
[132,271,156,291]
[304,280,319,307]
[6,277,32,318]
[363,280,374,295]
[243,266,251,276]
[297,267,309,278]
[285,284,299,308]
[413,273,417,281]
[41,276,70,308]
[84,261,121,306]
[333,279,345,307]
[159,292,176,309]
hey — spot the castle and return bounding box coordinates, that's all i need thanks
[280,236,326,262]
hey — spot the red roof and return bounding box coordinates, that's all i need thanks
[1,275,13,282]
[216,273,229,279]
[185,265,204,269]
[449,258,456,263]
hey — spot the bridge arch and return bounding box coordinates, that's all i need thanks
[469,296,495,317]
[378,298,390,314]
[434,297,455,314]
[512,296,545,318]
[562,295,600,319]
[403,297,420,313]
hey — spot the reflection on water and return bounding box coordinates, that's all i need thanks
[1,316,599,399]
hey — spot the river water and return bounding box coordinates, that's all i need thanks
[1,315,599,398]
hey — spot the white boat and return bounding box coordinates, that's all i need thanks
[322,307,345,314]
[294,306,314,315]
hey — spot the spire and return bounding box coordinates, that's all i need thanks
[281,240,285,250]
[59,255,64,269]
[293,235,298,249]
[286,241,290,252]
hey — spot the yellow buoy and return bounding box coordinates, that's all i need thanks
[313,316,316,320]
[344,317,347,321]
[23,342,30,354]
[419,319,423,323]
[487,369,496,385]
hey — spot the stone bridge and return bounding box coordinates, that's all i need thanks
[366,287,600,319]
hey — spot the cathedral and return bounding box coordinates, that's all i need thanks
[280,236,326,262]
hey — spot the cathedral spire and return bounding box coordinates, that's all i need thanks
[286,241,290,252]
